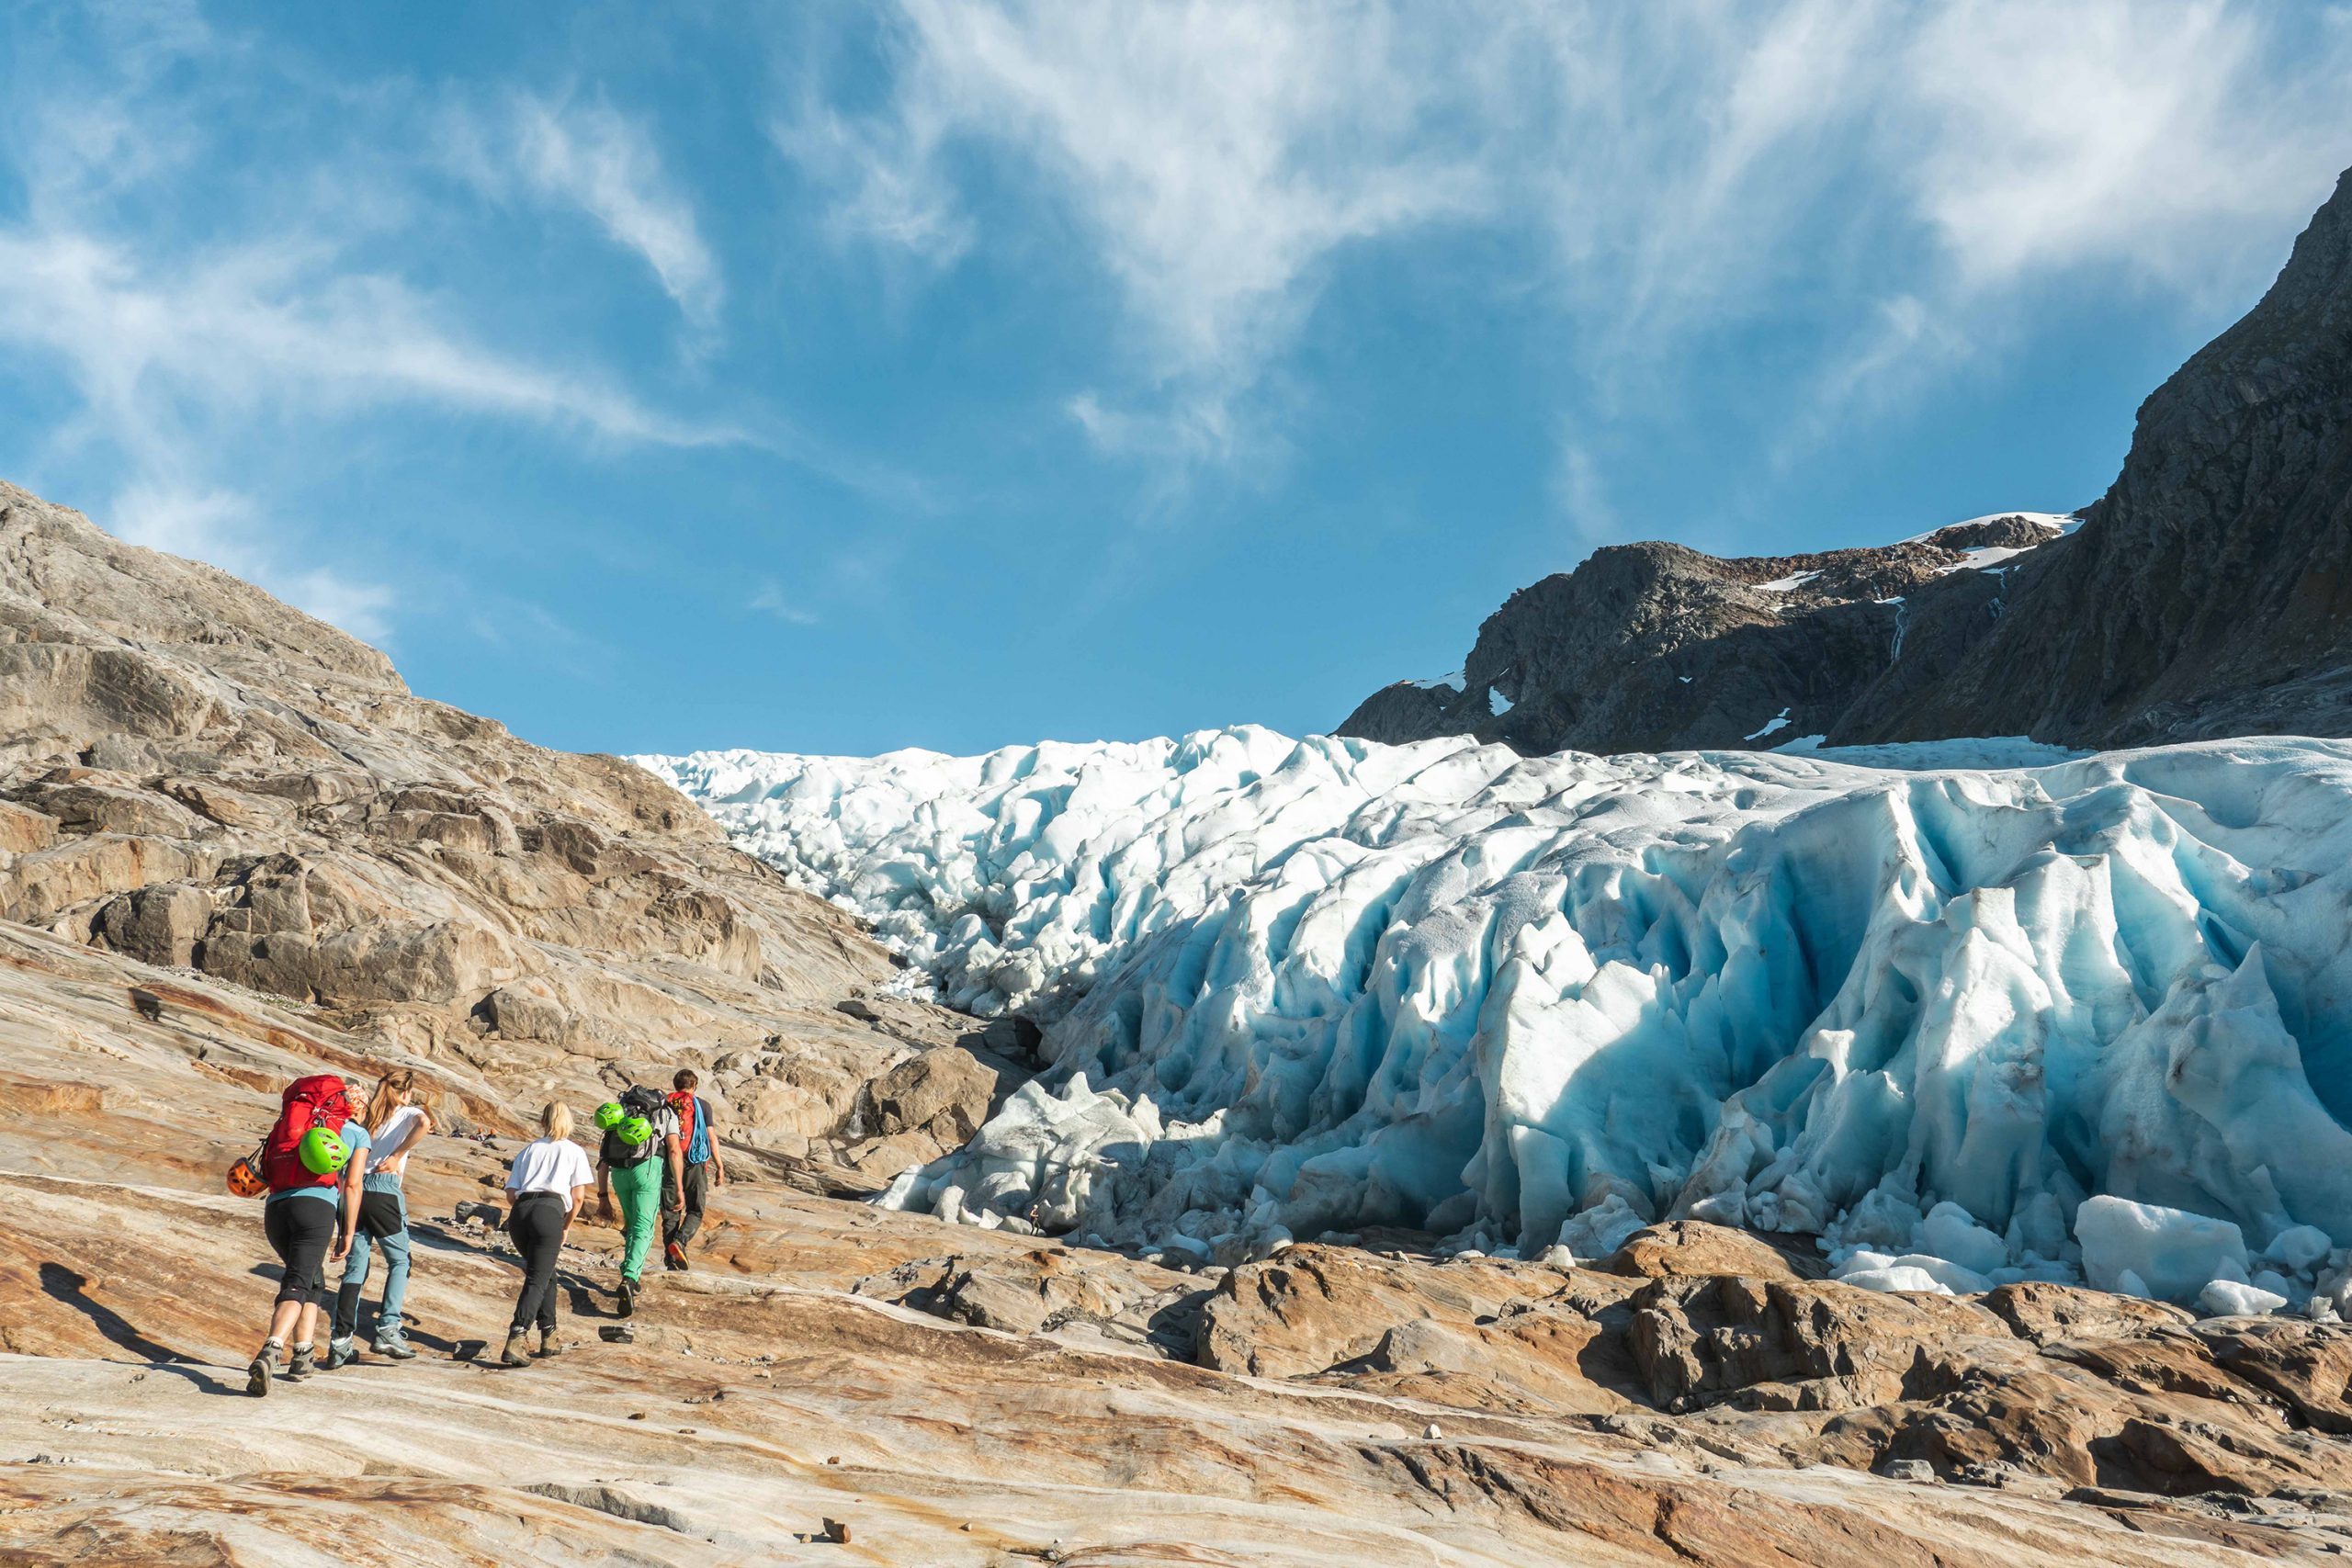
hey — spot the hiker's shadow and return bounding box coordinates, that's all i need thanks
[141,1362,239,1396]
[558,1269,611,1319]
[38,1263,235,1395]
[406,1222,503,1258]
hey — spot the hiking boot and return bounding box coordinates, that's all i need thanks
[245,1343,280,1397]
[325,1338,357,1371]
[616,1277,637,1317]
[536,1327,563,1358]
[665,1240,689,1272]
[500,1330,531,1368]
[371,1337,417,1360]
[285,1344,317,1380]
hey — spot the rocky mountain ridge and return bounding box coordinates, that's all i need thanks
[0,480,1011,1182]
[1344,164,2352,756]
[1341,513,2070,754]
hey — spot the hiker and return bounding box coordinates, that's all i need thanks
[247,1075,370,1396]
[594,1084,675,1316]
[328,1068,433,1367]
[661,1067,726,1271]
[501,1100,595,1367]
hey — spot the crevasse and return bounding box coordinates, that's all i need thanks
[637,729,2352,1309]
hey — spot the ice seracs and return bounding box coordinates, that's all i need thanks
[640,728,2352,1309]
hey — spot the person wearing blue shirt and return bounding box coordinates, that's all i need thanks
[248,1103,368,1395]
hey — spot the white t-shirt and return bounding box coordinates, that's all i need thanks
[505,1136,596,1211]
[369,1105,426,1178]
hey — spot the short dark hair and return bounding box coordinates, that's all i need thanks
[673,1067,698,1090]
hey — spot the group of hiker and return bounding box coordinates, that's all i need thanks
[233,1066,725,1394]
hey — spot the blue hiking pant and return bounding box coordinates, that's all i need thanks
[332,1179,411,1344]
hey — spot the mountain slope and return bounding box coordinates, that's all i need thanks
[0,480,996,1168]
[1343,164,2352,756]
[1838,165,2352,746]
[1340,516,2069,754]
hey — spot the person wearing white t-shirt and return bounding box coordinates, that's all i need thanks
[329,1068,433,1368]
[501,1102,596,1367]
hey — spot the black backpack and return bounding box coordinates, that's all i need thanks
[600,1084,668,1168]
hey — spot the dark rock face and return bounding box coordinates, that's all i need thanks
[1838,167,2352,748]
[1344,166,2352,756]
[1340,518,2068,754]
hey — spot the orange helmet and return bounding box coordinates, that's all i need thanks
[226,1156,267,1199]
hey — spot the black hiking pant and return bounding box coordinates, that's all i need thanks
[662,1161,710,1252]
[507,1193,567,1334]
[264,1195,337,1309]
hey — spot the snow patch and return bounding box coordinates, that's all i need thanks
[1940,545,2035,574]
[1744,708,1792,741]
[1897,510,2076,546]
[1410,670,1467,693]
[1756,570,1820,592]
[1488,688,1512,717]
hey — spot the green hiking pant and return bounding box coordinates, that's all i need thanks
[609,1157,662,1283]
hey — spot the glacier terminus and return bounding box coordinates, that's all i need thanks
[640,727,2352,1318]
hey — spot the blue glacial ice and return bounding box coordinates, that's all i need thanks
[638,728,2352,1314]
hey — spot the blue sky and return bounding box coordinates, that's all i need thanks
[3,2,2350,758]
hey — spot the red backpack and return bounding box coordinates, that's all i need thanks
[667,1090,703,1164]
[260,1075,354,1193]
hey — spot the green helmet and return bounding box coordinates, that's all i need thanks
[617,1114,655,1146]
[298,1125,348,1176]
[594,1101,625,1130]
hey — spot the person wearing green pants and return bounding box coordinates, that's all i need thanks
[594,1101,677,1316]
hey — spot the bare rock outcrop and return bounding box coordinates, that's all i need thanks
[831,1044,1009,1181]
[1340,515,2067,753]
[1599,1219,1806,1281]
[1174,1222,2352,1514]
[0,480,953,1153]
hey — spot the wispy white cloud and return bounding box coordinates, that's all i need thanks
[1549,437,1617,548]
[282,567,400,647]
[748,580,821,626]
[1898,0,2352,298]
[1066,389,1248,468]
[1769,294,1976,472]
[0,230,741,448]
[795,0,1487,459]
[775,102,975,265]
[1506,0,2352,527]
[0,218,745,642]
[457,93,725,332]
[795,0,2352,487]
[0,11,764,647]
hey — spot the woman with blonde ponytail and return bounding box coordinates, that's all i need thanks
[499,1101,595,1366]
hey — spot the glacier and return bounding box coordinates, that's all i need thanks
[638,728,2352,1313]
